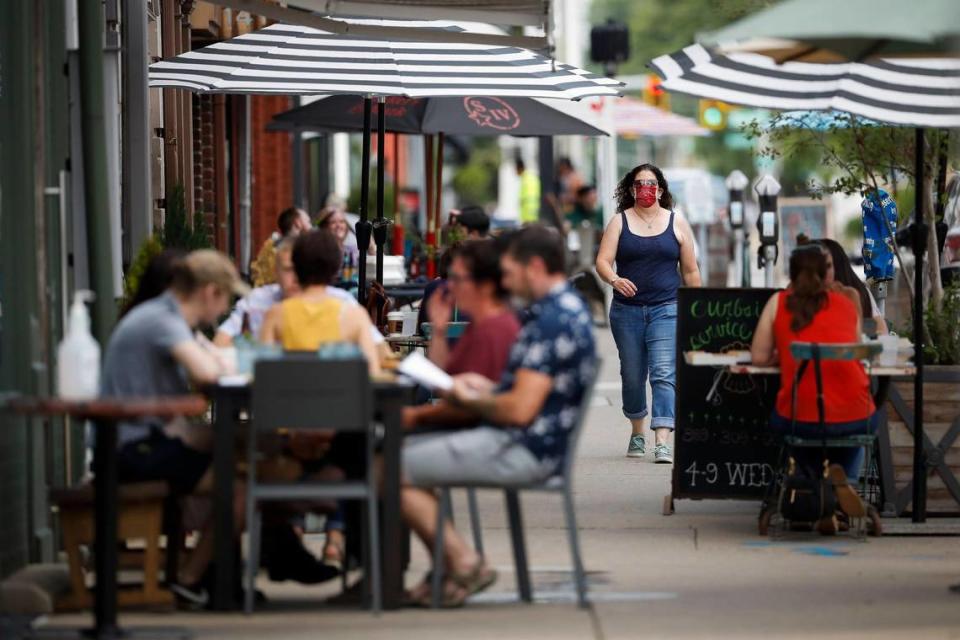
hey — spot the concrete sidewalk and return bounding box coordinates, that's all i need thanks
[40,332,960,639]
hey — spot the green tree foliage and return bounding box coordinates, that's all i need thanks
[903,282,960,365]
[162,184,212,251]
[589,0,771,74]
[452,137,499,207]
[744,114,956,200]
[121,184,211,311]
[347,179,396,219]
[923,282,960,365]
[120,234,165,311]
[692,134,754,181]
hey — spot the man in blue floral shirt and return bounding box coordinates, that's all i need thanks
[400,225,597,606]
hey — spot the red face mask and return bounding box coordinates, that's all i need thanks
[635,184,659,208]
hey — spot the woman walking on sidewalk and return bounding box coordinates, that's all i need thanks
[596,164,701,462]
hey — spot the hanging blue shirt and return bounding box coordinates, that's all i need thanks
[862,189,898,282]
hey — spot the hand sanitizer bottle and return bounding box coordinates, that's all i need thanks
[57,291,101,399]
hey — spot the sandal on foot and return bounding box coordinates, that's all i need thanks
[402,572,433,607]
[415,561,498,608]
[815,515,839,536]
[828,464,866,518]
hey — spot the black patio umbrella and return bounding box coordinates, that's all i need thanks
[268,94,607,278]
[268,94,608,137]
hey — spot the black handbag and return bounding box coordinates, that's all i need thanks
[780,457,837,522]
[779,345,837,522]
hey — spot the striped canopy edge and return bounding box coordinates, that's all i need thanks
[648,44,960,129]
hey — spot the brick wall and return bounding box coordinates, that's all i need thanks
[192,93,218,245]
[250,96,294,249]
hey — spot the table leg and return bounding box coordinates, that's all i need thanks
[212,391,239,611]
[379,394,404,610]
[93,419,120,638]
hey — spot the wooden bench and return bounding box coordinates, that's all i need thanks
[50,481,176,611]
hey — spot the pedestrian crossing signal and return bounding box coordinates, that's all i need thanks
[699,100,730,131]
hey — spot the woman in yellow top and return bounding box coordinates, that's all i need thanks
[261,229,381,376]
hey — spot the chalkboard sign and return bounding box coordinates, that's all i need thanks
[672,287,781,503]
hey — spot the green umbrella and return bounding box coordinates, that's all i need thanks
[701,0,960,62]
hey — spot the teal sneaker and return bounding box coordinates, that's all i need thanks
[627,434,645,458]
[654,444,673,464]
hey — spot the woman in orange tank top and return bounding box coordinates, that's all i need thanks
[751,245,877,483]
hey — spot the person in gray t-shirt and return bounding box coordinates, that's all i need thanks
[102,291,196,446]
[101,249,247,602]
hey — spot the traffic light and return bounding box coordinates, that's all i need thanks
[643,75,670,110]
[699,100,730,130]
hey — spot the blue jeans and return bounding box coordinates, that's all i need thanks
[770,412,879,480]
[609,300,677,429]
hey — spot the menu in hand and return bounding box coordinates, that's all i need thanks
[397,352,454,392]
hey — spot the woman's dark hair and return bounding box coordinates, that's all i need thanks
[615,163,674,212]
[436,242,461,279]
[120,249,186,318]
[815,237,872,319]
[787,244,829,332]
[277,206,305,236]
[451,239,507,299]
[292,230,342,286]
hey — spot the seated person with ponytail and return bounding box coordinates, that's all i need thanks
[750,245,877,515]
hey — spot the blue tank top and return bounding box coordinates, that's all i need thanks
[613,209,681,306]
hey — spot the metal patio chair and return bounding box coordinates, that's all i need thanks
[762,342,882,539]
[429,360,601,608]
[244,355,380,613]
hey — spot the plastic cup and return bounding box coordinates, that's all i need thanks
[878,334,899,367]
[401,311,419,336]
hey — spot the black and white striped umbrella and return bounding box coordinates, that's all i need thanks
[649,44,960,128]
[150,19,621,302]
[149,20,622,100]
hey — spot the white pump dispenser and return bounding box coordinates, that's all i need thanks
[57,290,101,399]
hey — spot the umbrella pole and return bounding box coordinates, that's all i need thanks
[425,134,436,278]
[357,97,373,303]
[376,96,386,289]
[435,132,444,256]
[912,127,927,523]
[393,133,404,256]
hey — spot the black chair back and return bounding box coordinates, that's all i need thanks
[251,355,371,432]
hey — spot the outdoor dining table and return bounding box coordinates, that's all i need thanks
[683,350,915,404]
[205,375,415,611]
[2,394,207,640]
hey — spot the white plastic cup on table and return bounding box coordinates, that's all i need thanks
[878,334,899,367]
[401,310,418,336]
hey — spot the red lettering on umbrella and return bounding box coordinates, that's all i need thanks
[463,97,520,131]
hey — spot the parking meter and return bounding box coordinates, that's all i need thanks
[754,175,781,288]
[725,170,749,287]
